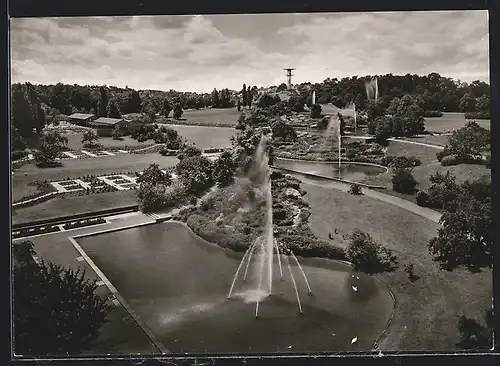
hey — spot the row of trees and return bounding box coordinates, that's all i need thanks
[298,73,489,114]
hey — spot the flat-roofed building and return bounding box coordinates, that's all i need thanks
[67,113,96,126]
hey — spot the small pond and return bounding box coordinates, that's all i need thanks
[273,159,387,182]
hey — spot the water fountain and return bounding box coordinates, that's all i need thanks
[227,134,313,318]
[322,114,342,172]
[365,77,379,103]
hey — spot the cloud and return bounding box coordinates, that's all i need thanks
[10,11,489,92]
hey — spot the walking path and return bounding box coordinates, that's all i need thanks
[348,135,445,150]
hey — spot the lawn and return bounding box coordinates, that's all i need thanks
[164,124,235,149]
[12,154,178,202]
[424,112,490,133]
[302,182,492,350]
[15,222,158,355]
[12,190,139,225]
[385,140,442,164]
[64,133,152,151]
[404,135,450,146]
[175,107,241,126]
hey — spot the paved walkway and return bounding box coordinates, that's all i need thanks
[348,135,445,150]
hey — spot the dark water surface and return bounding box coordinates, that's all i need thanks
[273,159,387,182]
[77,222,393,354]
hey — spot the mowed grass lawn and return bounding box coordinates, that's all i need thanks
[65,124,236,151]
[178,107,241,126]
[165,124,235,149]
[385,140,442,164]
[424,112,490,133]
[12,154,178,202]
[12,190,139,225]
[64,133,152,151]
[404,134,450,146]
[302,183,492,350]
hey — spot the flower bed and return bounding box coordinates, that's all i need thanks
[120,183,138,189]
[62,217,106,230]
[114,178,132,185]
[13,225,61,239]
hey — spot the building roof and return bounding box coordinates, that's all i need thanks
[91,117,124,126]
[68,113,95,120]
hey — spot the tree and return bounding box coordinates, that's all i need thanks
[288,95,304,112]
[457,309,493,350]
[106,99,121,119]
[213,151,236,187]
[277,83,288,92]
[34,129,68,167]
[392,168,418,194]
[12,125,27,151]
[476,94,490,113]
[346,230,398,275]
[447,121,490,161]
[242,84,248,107]
[459,93,477,113]
[81,129,100,147]
[176,155,214,196]
[428,194,492,272]
[237,99,241,112]
[310,104,322,118]
[211,89,220,108]
[97,86,109,117]
[271,120,297,142]
[112,125,123,140]
[13,240,112,355]
[177,145,202,160]
[137,182,169,213]
[161,98,172,117]
[137,163,172,186]
[122,89,142,114]
[173,104,183,119]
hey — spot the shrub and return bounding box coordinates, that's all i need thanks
[12,150,28,160]
[436,149,450,162]
[189,197,198,205]
[346,230,398,275]
[310,104,322,118]
[485,154,491,169]
[392,168,418,194]
[441,154,460,166]
[416,190,430,207]
[389,156,421,170]
[280,235,347,261]
[349,183,362,195]
[423,110,443,117]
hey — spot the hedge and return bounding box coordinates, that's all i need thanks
[13,225,61,239]
[62,217,106,230]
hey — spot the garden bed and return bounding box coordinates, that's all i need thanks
[13,225,61,239]
[62,217,107,230]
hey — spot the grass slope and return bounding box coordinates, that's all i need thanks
[12,190,139,225]
[424,112,490,133]
[303,182,492,350]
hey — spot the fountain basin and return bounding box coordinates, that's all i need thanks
[273,158,388,183]
[77,221,394,354]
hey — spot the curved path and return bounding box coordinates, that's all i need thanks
[348,135,445,150]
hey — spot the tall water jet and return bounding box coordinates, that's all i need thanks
[228,245,252,299]
[227,130,313,318]
[353,103,357,131]
[274,239,283,280]
[312,90,316,105]
[285,255,303,314]
[365,77,379,103]
[243,242,257,282]
[290,251,312,295]
[322,115,342,172]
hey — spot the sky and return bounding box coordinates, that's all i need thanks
[11,11,489,93]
